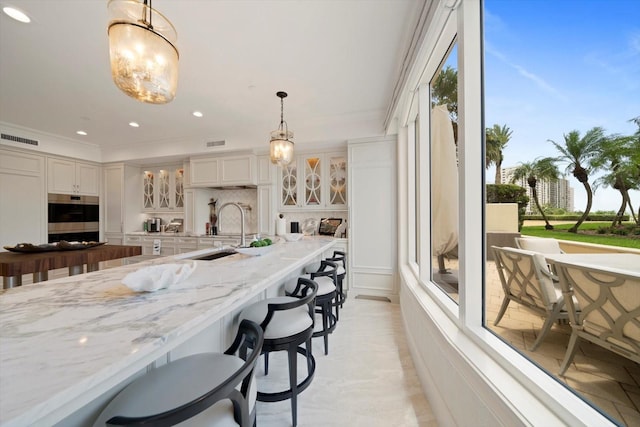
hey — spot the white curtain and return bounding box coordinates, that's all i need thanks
[431,104,458,256]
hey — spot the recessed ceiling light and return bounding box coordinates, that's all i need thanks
[76,130,87,136]
[2,7,30,23]
[192,111,203,118]
[129,122,140,128]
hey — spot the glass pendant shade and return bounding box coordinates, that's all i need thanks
[107,0,178,104]
[270,91,294,166]
[270,129,295,166]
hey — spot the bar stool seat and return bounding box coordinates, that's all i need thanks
[287,260,338,356]
[326,251,347,312]
[93,319,263,427]
[238,278,318,427]
[239,296,311,339]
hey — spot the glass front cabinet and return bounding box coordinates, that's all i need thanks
[143,165,184,212]
[280,152,347,210]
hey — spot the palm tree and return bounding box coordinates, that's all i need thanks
[629,116,640,223]
[486,124,513,184]
[592,133,638,225]
[510,157,560,230]
[549,127,606,233]
[431,66,458,142]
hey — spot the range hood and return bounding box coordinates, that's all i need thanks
[209,185,257,190]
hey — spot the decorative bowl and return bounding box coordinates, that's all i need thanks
[283,233,303,242]
[235,245,275,256]
[302,218,318,236]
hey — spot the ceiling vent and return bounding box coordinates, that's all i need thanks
[1,133,39,146]
[206,140,225,148]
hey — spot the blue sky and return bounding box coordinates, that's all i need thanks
[483,0,640,213]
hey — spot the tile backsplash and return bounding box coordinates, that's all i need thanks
[210,189,258,234]
[140,187,347,237]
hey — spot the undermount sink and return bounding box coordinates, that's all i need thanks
[192,250,237,261]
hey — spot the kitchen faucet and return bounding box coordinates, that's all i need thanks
[217,202,247,247]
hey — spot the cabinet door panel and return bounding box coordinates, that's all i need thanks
[47,158,76,194]
[175,168,184,208]
[76,163,99,196]
[302,156,322,206]
[281,164,297,206]
[158,169,171,209]
[143,170,155,210]
[220,156,256,185]
[327,154,347,207]
[104,167,123,233]
[257,185,275,235]
[257,156,274,185]
[1,172,45,246]
[190,158,219,186]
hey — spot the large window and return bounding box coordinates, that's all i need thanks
[483,1,640,425]
[400,0,637,425]
[430,43,459,301]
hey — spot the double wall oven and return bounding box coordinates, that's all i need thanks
[48,194,99,243]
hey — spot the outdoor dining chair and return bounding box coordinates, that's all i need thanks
[492,246,578,351]
[515,237,564,254]
[553,261,640,375]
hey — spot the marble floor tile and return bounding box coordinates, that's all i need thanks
[254,298,436,426]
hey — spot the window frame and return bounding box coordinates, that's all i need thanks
[395,0,616,424]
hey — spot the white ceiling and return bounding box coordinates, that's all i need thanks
[0,0,423,163]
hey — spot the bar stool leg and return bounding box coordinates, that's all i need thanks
[288,345,299,427]
[321,303,329,355]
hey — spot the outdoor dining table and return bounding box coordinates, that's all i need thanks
[544,253,640,276]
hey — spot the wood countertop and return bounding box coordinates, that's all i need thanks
[0,245,142,277]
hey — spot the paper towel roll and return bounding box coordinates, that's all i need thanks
[276,218,286,236]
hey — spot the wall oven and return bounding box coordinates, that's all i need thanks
[48,194,99,243]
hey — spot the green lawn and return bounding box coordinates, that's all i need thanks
[521,222,640,250]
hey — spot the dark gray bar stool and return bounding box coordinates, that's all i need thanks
[238,277,318,427]
[92,319,263,427]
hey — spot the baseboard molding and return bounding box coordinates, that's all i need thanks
[354,294,391,302]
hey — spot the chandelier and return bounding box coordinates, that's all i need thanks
[270,91,295,166]
[107,0,179,104]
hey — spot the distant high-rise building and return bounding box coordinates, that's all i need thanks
[502,167,574,214]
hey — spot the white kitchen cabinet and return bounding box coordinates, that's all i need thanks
[104,233,123,245]
[279,151,347,211]
[189,157,219,187]
[103,163,141,240]
[124,235,176,256]
[0,147,46,247]
[220,155,256,186]
[348,136,397,301]
[257,155,276,185]
[47,157,99,196]
[142,165,185,212]
[184,188,216,235]
[189,154,257,188]
[197,237,214,249]
[257,185,276,236]
[175,237,198,254]
[257,155,276,236]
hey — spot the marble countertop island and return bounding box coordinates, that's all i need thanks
[0,237,335,427]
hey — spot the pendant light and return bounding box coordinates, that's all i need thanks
[270,91,295,166]
[107,0,179,104]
